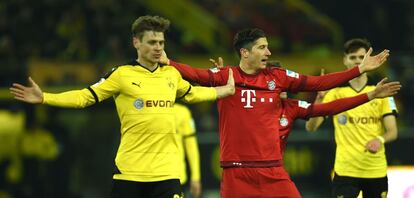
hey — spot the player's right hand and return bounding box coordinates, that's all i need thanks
[10,77,43,104]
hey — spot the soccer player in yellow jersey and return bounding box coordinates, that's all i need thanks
[306,38,398,198]
[9,15,235,198]
[174,103,202,198]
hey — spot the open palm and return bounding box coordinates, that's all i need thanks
[360,48,390,72]
[9,77,43,104]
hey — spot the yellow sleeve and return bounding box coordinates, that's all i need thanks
[175,70,217,103]
[381,97,398,116]
[43,67,122,108]
[89,67,122,102]
[181,108,201,182]
[43,89,96,108]
[185,135,201,181]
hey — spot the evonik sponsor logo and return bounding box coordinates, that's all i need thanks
[133,99,174,110]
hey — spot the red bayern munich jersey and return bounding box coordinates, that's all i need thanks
[169,61,360,165]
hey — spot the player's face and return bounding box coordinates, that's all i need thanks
[280,92,287,99]
[135,31,165,65]
[343,48,366,69]
[246,37,271,70]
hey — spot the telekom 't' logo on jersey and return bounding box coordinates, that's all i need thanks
[241,90,274,108]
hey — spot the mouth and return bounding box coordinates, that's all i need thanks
[153,54,161,59]
[261,58,268,65]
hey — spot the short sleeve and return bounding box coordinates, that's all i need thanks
[381,97,398,117]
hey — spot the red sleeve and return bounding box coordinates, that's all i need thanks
[297,66,361,91]
[280,66,361,92]
[169,60,229,86]
[304,93,369,118]
[169,60,214,86]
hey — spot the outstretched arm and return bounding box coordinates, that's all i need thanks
[160,51,215,86]
[170,60,213,86]
[10,77,44,104]
[10,77,97,108]
[181,69,235,103]
[299,48,389,91]
[305,78,400,131]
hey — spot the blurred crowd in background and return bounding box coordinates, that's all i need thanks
[0,0,413,197]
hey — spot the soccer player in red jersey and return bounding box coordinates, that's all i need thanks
[161,28,390,197]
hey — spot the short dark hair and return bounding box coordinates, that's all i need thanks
[344,38,371,54]
[233,28,266,57]
[131,15,170,40]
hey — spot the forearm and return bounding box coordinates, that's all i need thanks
[43,89,96,108]
[182,86,217,103]
[170,60,212,86]
[185,137,201,181]
[305,117,324,132]
[380,115,398,143]
[301,66,360,91]
[309,93,369,117]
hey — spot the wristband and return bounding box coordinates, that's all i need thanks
[377,136,385,144]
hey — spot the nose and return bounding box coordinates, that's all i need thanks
[265,48,271,56]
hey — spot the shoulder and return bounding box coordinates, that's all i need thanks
[102,61,136,78]
[265,67,301,79]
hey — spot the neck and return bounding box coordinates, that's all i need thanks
[137,58,158,71]
[239,60,259,74]
[349,73,368,91]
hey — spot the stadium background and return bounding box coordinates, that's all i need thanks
[0,0,413,197]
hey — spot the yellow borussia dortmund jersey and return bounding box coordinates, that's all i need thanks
[174,104,200,185]
[323,85,398,178]
[43,61,217,182]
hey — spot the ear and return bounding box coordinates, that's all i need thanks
[240,48,249,58]
[133,37,141,49]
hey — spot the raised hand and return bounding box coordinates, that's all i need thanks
[358,48,390,73]
[9,77,43,104]
[214,68,235,99]
[209,57,224,69]
[226,68,235,95]
[367,78,401,99]
[159,50,170,65]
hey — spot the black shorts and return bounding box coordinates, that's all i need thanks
[332,173,388,198]
[110,179,182,198]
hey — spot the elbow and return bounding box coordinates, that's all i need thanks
[390,131,398,142]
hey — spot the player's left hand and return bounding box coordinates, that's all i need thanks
[209,57,224,68]
[365,138,382,153]
[358,48,390,73]
[190,181,202,198]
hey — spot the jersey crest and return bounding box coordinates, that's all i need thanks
[280,116,289,127]
[267,80,276,90]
